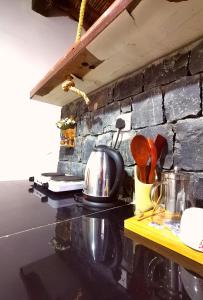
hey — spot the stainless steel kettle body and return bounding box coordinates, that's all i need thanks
[83,145,124,202]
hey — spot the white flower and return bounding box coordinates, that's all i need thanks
[56,117,76,129]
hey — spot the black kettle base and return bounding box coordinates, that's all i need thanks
[82,198,116,209]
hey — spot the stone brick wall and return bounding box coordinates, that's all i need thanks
[58,38,203,201]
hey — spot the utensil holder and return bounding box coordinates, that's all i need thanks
[133,166,157,213]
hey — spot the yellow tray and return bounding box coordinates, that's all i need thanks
[124,211,203,265]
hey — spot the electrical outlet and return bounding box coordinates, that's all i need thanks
[116,112,131,132]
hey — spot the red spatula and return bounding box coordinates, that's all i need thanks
[130,135,150,183]
[147,138,157,183]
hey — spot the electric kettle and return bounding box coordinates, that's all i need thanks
[83,145,124,206]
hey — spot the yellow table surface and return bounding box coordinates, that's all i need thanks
[124,211,203,265]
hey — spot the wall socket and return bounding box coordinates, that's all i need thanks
[116,112,132,131]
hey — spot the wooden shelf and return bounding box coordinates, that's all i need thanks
[30,0,135,106]
[30,0,203,107]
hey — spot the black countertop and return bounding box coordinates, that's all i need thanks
[0,180,202,300]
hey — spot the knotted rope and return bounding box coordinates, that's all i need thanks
[62,75,90,105]
[62,0,90,105]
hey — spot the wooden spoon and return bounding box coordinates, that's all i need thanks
[154,134,167,160]
[130,135,150,183]
[147,138,157,183]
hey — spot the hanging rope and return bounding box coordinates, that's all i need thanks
[61,0,90,105]
[76,0,87,42]
[62,75,90,105]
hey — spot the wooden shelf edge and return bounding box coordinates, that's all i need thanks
[30,0,138,99]
[124,228,203,278]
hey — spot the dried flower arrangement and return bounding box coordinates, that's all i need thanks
[56,117,76,130]
[56,117,76,148]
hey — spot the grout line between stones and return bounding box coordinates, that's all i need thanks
[161,86,167,123]
[172,126,176,169]
[187,50,192,76]
[200,74,203,114]
[142,72,145,92]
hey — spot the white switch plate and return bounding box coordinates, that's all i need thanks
[116,112,132,132]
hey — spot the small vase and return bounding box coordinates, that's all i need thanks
[60,128,76,148]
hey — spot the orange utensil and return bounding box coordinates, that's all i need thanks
[130,135,150,183]
[154,134,167,160]
[147,138,157,183]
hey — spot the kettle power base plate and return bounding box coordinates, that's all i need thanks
[124,211,203,266]
[82,198,116,208]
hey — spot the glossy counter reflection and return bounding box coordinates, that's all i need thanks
[0,181,202,300]
[0,180,128,237]
[0,205,201,299]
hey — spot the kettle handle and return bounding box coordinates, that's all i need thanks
[104,147,124,197]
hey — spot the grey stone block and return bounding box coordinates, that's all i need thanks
[174,118,203,170]
[193,173,203,202]
[189,39,203,75]
[144,52,188,90]
[114,72,143,101]
[81,135,96,163]
[71,162,86,177]
[117,131,136,166]
[76,119,82,136]
[120,97,132,113]
[132,88,163,129]
[122,167,134,199]
[77,112,92,136]
[58,137,83,162]
[164,76,201,122]
[90,107,104,135]
[57,161,85,177]
[59,146,68,161]
[77,98,89,117]
[88,84,114,111]
[74,136,84,162]
[96,132,113,147]
[57,161,72,174]
[103,102,121,132]
[137,124,174,169]
[125,166,134,178]
[61,100,78,119]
